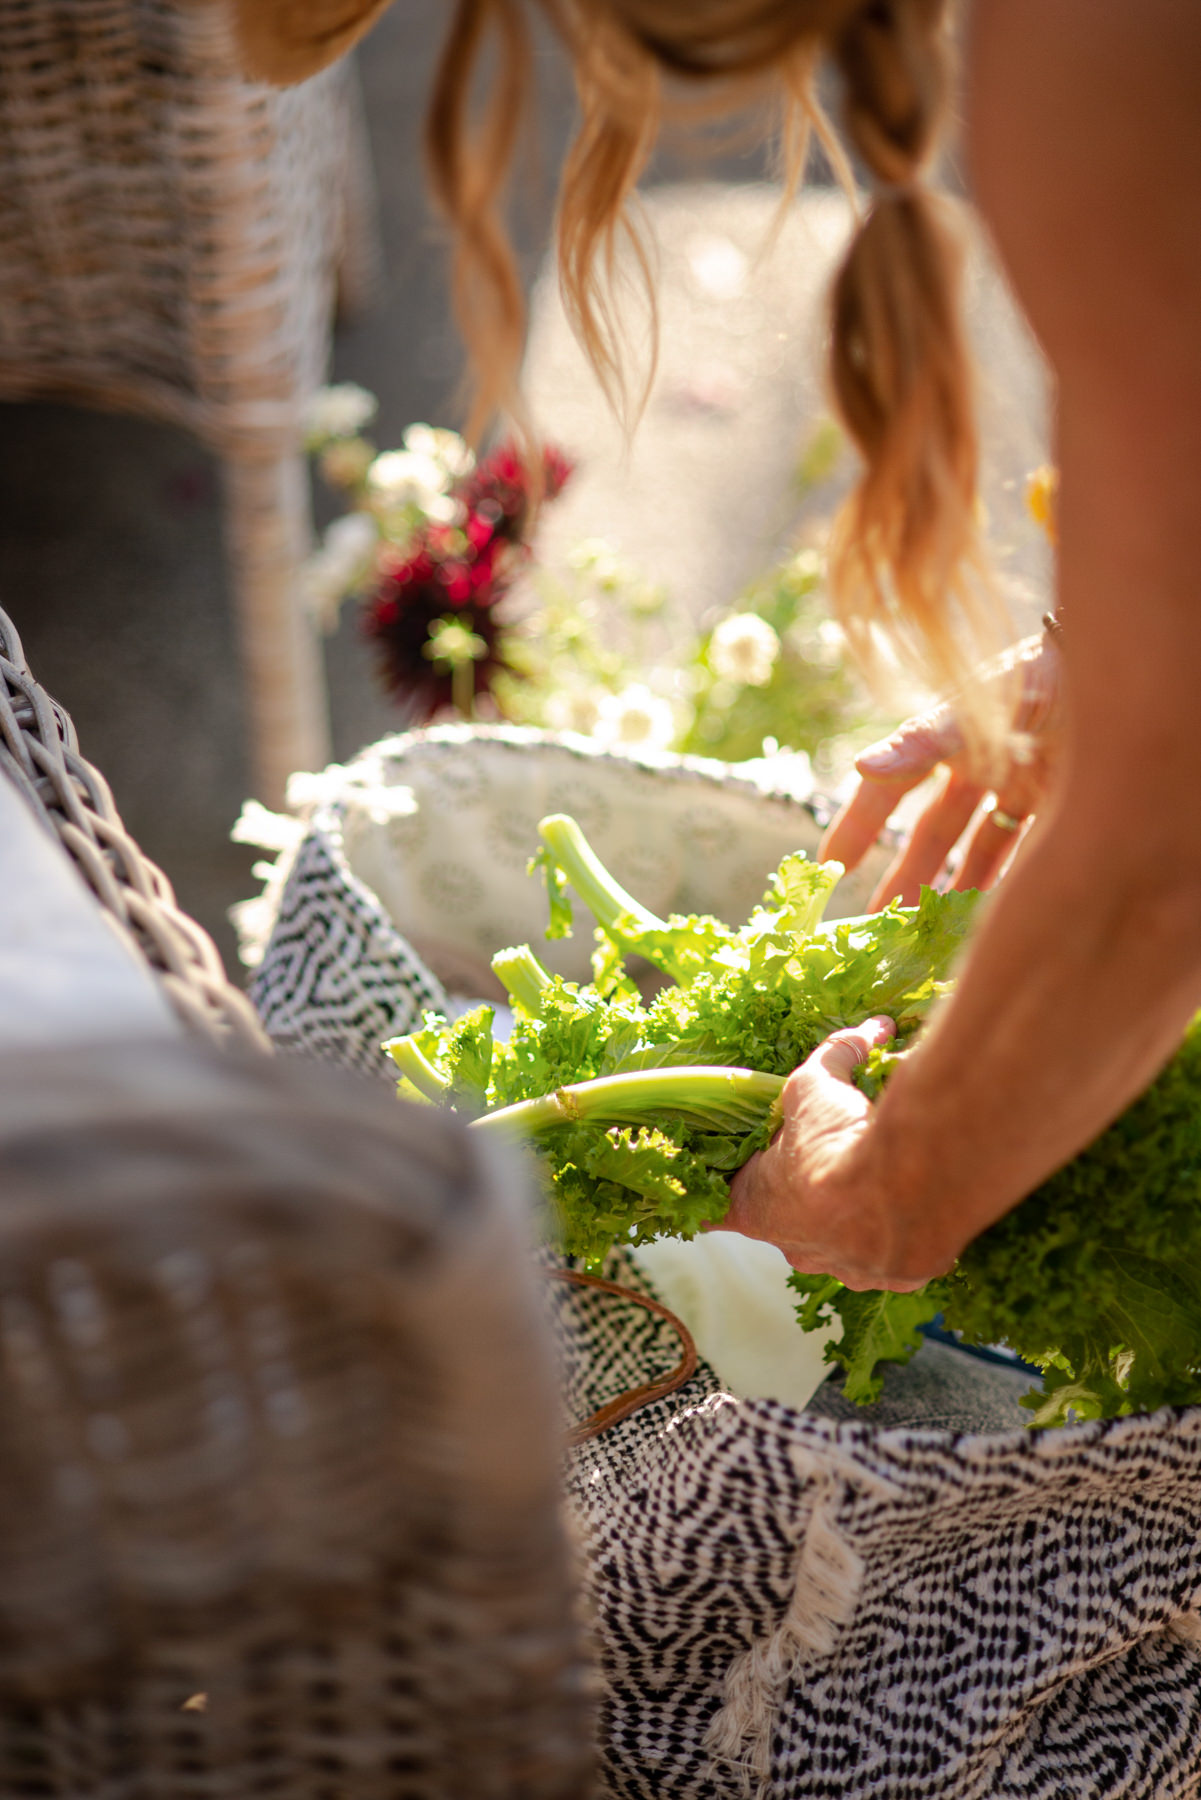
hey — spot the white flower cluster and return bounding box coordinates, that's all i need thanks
[301,412,479,630]
[303,382,377,443]
[367,425,474,524]
[545,682,679,751]
[403,423,475,480]
[708,612,781,688]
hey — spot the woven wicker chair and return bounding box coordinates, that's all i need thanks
[0,1036,594,1798]
[0,609,594,1795]
[0,602,265,1048]
[0,0,383,805]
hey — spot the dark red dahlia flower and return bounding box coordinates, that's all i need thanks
[361,437,573,719]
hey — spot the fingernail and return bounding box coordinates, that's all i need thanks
[856,743,903,776]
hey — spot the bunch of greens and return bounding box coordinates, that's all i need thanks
[386,815,1201,1425]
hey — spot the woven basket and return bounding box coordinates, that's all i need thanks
[0,603,266,1049]
[0,1036,593,1797]
[0,0,382,803]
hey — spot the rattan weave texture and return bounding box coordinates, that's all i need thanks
[0,1037,594,1797]
[0,604,267,1050]
[0,0,383,802]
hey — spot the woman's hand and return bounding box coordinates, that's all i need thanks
[821,630,1062,910]
[718,1016,956,1291]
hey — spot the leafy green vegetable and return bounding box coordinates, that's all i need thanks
[385,815,968,1261]
[383,812,1201,1424]
[941,1023,1201,1424]
[791,1274,947,1404]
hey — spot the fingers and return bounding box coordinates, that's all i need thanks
[868,770,988,909]
[820,775,918,873]
[1012,631,1063,738]
[819,709,960,871]
[808,1015,897,1085]
[953,763,1046,892]
[718,1015,895,1240]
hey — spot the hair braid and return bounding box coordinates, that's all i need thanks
[828,0,1009,753]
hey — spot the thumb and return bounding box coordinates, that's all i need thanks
[810,1016,896,1084]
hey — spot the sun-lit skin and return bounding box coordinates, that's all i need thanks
[724,0,1201,1289]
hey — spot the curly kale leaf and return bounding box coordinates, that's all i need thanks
[443,1005,495,1111]
[784,886,979,1043]
[940,1015,1201,1423]
[543,1121,733,1260]
[790,1273,946,1403]
[486,977,649,1108]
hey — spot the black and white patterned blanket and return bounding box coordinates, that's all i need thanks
[549,1253,1201,1800]
[249,808,447,1079]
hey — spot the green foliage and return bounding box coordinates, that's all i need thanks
[849,1030,1201,1423]
[678,550,874,767]
[940,1018,1201,1423]
[542,1122,733,1262]
[790,1274,947,1403]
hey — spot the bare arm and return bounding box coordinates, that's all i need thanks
[724,0,1201,1285]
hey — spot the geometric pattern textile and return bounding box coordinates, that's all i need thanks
[250,807,447,1079]
[551,1251,1201,1800]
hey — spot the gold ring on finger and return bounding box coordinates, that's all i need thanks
[990,808,1023,834]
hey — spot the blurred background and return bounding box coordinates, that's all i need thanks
[0,2,1051,974]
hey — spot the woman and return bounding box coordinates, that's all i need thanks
[238,0,1201,1294]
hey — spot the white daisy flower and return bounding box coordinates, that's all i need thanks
[595,684,677,751]
[709,613,781,688]
[303,382,377,442]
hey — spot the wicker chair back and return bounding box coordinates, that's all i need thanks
[0,1038,593,1798]
[0,605,266,1049]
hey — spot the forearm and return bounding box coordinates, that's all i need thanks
[865,791,1201,1278]
[868,0,1201,1274]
